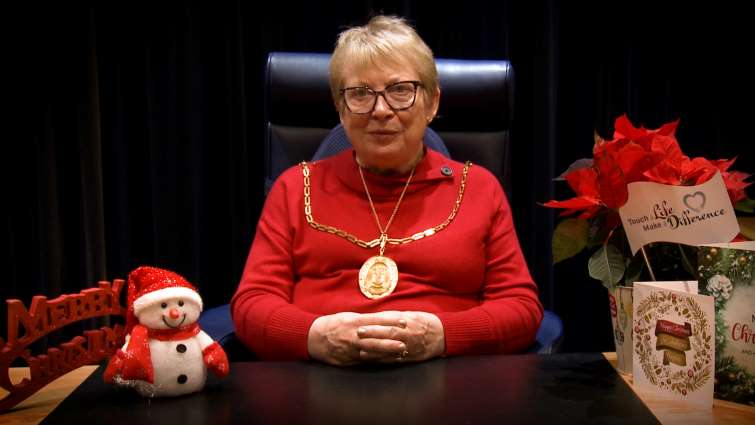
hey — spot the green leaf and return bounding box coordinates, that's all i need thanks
[552,218,589,264]
[588,243,626,292]
[737,216,755,240]
[554,158,593,181]
[734,197,755,213]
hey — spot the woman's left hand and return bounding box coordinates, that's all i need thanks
[355,311,445,363]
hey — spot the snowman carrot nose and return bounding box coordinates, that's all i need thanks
[169,308,181,319]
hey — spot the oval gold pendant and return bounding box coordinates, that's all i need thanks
[358,256,399,299]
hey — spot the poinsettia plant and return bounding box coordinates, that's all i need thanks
[544,114,754,291]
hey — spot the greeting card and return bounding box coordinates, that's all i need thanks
[609,286,633,374]
[698,242,755,407]
[632,281,714,407]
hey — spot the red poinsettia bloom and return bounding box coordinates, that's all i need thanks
[542,167,601,218]
[723,170,751,203]
[543,114,752,218]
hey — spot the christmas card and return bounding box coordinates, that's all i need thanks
[632,281,715,407]
[609,286,633,374]
[698,242,755,407]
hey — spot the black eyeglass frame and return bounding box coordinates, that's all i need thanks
[339,80,423,114]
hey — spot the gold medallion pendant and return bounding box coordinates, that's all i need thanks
[359,256,399,299]
[300,160,471,300]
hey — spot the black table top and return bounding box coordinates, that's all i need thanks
[42,353,660,425]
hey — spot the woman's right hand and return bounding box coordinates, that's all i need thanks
[307,312,407,366]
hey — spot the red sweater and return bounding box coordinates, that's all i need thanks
[231,149,543,360]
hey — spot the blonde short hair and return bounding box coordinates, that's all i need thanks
[329,15,439,109]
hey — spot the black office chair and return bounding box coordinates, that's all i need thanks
[264,52,513,193]
[200,52,562,358]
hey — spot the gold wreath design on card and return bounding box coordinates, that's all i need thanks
[634,291,713,396]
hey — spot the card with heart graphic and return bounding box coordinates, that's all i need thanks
[683,191,706,212]
[618,172,739,254]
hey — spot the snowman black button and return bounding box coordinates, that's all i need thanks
[177,374,188,384]
[176,344,187,353]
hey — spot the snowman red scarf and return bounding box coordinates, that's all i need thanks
[103,323,203,384]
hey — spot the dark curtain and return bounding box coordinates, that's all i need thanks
[3,1,752,353]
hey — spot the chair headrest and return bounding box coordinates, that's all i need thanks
[265,52,513,133]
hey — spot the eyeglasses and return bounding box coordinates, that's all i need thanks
[340,81,422,114]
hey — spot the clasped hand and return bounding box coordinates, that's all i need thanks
[307,311,445,366]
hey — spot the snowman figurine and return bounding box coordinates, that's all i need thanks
[104,266,229,397]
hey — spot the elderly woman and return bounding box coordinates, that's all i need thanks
[232,15,542,366]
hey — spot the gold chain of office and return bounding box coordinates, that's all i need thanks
[299,161,472,249]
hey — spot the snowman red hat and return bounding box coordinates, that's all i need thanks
[126,266,203,332]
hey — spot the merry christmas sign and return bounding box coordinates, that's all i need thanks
[632,281,714,407]
[618,172,739,254]
[1,280,126,410]
[698,242,755,407]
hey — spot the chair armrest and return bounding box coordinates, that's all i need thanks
[526,310,564,354]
